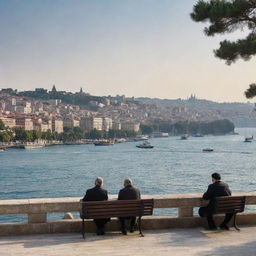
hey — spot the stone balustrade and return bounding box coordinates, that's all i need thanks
[0,192,256,236]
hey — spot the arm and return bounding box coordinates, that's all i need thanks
[118,190,122,200]
[226,185,232,196]
[82,190,88,201]
[137,189,141,199]
[203,185,214,200]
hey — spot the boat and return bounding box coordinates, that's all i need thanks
[136,141,154,149]
[192,133,204,137]
[180,134,189,140]
[152,132,169,138]
[244,136,253,142]
[202,148,214,152]
[94,140,115,146]
[115,138,127,143]
[133,135,149,141]
[22,143,45,149]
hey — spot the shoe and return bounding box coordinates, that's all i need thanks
[96,228,105,235]
[220,224,230,230]
[121,228,127,235]
[130,226,135,233]
[205,226,217,231]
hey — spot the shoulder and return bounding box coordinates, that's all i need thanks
[208,183,214,189]
[134,187,140,193]
[86,187,94,193]
[101,188,108,194]
[119,187,125,193]
[220,181,229,187]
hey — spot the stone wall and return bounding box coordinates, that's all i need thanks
[0,192,256,236]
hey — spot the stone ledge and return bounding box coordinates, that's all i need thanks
[0,212,256,236]
[1,193,256,215]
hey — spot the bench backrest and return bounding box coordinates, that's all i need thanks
[80,199,154,219]
[214,196,245,214]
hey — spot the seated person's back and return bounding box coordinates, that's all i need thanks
[82,177,108,235]
[203,180,231,200]
[118,178,141,235]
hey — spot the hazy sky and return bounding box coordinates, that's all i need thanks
[0,0,255,102]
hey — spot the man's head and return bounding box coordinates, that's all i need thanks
[211,172,221,183]
[124,178,132,187]
[95,177,103,187]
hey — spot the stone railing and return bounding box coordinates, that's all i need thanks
[0,192,256,236]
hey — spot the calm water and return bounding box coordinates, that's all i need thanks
[0,128,256,221]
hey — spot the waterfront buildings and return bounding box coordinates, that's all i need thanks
[0,115,16,128]
[16,117,34,131]
[80,117,103,131]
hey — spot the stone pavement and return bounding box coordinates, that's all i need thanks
[0,226,256,256]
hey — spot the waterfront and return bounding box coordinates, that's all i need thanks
[0,128,256,221]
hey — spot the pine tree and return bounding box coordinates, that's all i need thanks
[191,0,256,98]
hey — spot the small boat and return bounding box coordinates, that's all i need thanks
[0,146,6,152]
[180,134,188,140]
[94,140,115,146]
[202,148,214,152]
[136,141,154,149]
[192,133,204,137]
[244,136,253,142]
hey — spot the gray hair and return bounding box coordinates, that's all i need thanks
[95,177,103,187]
[124,178,132,186]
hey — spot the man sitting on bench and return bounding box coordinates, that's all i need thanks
[199,172,233,230]
[82,177,109,235]
[118,178,141,235]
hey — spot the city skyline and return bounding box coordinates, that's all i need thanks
[1,0,256,103]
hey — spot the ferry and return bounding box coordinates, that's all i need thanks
[180,134,189,140]
[244,136,253,143]
[94,140,115,146]
[21,139,46,149]
[133,135,149,141]
[21,143,45,149]
[136,141,154,149]
[202,148,214,152]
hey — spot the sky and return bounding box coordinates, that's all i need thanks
[0,0,256,103]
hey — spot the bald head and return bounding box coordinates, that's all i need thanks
[124,178,132,187]
[95,177,103,187]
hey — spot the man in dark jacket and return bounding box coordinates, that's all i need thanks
[82,177,109,235]
[118,178,141,235]
[199,172,233,230]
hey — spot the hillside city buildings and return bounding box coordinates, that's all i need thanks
[0,88,256,133]
[0,90,141,133]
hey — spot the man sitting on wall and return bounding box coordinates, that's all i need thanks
[199,172,233,230]
[82,177,109,235]
[118,178,141,235]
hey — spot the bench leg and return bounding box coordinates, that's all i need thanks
[138,216,144,237]
[82,219,85,239]
[233,214,240,231]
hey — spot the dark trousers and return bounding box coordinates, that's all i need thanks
[119,217,136,230]
[199,206,234,228]
[94,219,108,230]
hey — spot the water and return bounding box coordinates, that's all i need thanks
[0,128,256,221]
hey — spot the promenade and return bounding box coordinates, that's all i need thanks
[1,226,256,256]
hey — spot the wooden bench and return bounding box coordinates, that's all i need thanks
[80,199,154,238]
[214,196,246,230]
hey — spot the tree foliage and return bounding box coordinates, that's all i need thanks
[191,0,256,98]
[146,119,234,135]
[0,120,5,130]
